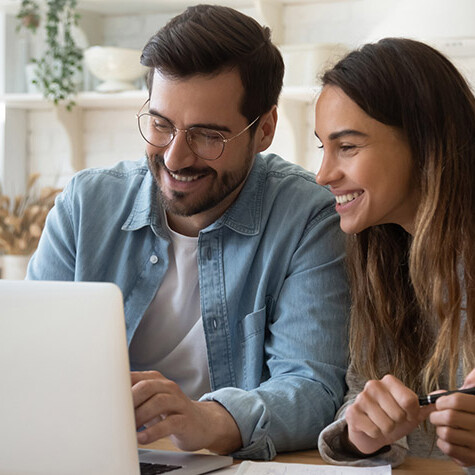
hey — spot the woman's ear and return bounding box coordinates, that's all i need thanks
[255,106,278,153]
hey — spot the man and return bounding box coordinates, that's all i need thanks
[28,4,349,461]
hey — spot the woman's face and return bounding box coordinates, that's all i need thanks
[315,85,419,235]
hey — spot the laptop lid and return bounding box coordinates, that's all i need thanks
[0,280,232,475]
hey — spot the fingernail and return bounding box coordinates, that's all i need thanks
[137,432,147,444]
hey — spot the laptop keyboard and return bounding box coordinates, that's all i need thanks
[140,462,183,474]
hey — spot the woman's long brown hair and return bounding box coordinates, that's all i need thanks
[322,38,475,393]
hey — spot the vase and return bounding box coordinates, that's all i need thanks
[0,254,31,280]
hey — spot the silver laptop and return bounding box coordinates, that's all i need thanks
[0,280,233,475]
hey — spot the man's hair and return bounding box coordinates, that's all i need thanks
[321,38,475,394]
[141,4,284,126]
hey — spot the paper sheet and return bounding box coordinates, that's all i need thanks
[235,461,391,474]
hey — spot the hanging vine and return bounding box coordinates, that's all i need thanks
[17,0,83,110]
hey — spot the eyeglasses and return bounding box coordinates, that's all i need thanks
[136,100,260,161]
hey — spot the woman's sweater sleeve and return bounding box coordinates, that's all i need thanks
[317,364,408,467]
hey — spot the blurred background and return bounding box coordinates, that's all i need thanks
[0,0,474,194]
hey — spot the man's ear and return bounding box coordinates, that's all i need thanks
[255,106,278,153]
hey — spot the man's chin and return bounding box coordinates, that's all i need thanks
[160,193,208,218]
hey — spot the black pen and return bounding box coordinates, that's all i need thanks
[418,386,475,406]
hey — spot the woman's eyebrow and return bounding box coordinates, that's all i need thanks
[328,129,368,140]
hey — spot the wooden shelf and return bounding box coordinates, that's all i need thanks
[1,90,148,109]
[1,86,316,110]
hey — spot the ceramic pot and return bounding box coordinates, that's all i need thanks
[0,254,31,280]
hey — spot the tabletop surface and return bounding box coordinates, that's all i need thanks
[141,437,466,474]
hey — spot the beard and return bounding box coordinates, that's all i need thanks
[146,147,254,218]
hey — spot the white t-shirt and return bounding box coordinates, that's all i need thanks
[129,220,211,400]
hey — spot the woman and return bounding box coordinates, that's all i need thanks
[315,38,475,469]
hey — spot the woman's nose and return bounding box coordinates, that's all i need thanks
[316,155,341,186]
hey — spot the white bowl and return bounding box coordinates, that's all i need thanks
[84,46,148,93]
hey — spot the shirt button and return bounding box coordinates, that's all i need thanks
[149,255,158,264]
[213,318,218,330]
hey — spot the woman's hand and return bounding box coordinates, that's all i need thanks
[430,368,475,467]
[345,374,433,455]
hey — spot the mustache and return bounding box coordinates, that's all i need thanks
[150,153,215,177]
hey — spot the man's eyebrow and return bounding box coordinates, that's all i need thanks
[147,107,232,133]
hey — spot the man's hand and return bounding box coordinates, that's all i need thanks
[345,374,434,455]
[430,368,475,467]
[131,371,242,454]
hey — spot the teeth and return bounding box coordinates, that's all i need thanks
[335,192,362,205]
[169,171,201,182]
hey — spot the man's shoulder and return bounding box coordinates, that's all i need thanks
[73,158,148,183]
[66,158,149,196]
[259,154,334,205]
[58,158,152,218]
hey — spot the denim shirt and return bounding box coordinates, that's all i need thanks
[27,153,350,460]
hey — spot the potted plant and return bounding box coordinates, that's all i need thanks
[16,0,41,32]
[17,0,83,110]
[0,174,61,279]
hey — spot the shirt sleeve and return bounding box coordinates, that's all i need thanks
[27,185,77,281]
[201,207,350,459]
[318,363,408,467]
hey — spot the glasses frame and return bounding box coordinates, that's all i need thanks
[136,100,260,161]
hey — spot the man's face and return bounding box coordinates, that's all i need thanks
[145,69,259,232]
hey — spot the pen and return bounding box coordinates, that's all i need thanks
[418,386,475,406]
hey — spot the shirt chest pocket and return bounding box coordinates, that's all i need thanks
[240,306,266,389]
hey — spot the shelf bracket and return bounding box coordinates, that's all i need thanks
[54,104,84,172]
[255,0,284,44]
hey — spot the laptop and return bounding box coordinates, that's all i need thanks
[0,280,233,475]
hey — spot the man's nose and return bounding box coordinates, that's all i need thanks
[162,130,198,171]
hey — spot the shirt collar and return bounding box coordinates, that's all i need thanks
[122,154,266,237]
[206,154,266,236]
[121,169,168,238]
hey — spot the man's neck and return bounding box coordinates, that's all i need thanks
[166,214,207,237]
[166,182,245,237]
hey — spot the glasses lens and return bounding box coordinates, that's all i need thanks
[138,114,174,148]
[187,128,224,160]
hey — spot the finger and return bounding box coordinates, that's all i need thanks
[461,368,475,389]
[362,377,417,428]
[346,400,386,439]
[379,375,420,422]
[131,379,161,409]
[417,404,436,423]
[137,413,189,445]
[437,392,475,413]
[436,424,475,448]
[134,392,185,429]
[144,416,162,428]
[436,438,475,467]
[130,370,164,385]
[380,391,418,424]
[431,409,475,432]
[132,377,181,409]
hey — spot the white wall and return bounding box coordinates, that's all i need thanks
[284,0,475,46]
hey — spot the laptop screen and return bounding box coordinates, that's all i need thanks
[0,280,141,475]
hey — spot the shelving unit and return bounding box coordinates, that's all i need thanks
[0,0,325,194]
